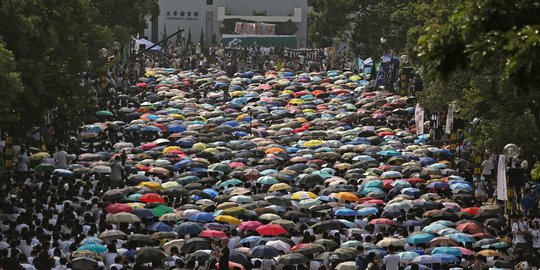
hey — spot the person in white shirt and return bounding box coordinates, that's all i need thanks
[53,145,70,169]
[481,156,494,183]
[382,245,400,270]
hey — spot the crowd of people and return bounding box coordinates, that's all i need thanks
[1,42,540,270]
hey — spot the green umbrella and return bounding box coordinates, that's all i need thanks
[221,207,247,216]
[96,110,113,117]
[35,163,57,172]
[209,163,231,174]
[218,179,243,188]
[151,205,174,217]
[257,176,279,185]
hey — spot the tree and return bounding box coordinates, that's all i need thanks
[413,0,540,156]
[0,0,159,131]
[200,29,205,46]
[0,41,24,124]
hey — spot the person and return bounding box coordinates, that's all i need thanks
[512,215,530,253]
[53,145,69,169]
[214,238,230,270]
[382,245,399,270]
[481,155,494,183]
[15,148,29,179]
[530,220,540,254]
[110,156,124,188]
[355,246,366,270]
[522,189,536,216]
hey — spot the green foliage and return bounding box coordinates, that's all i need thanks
[0,0,158,130]
[414,0,540,156]
[532,162,540,182]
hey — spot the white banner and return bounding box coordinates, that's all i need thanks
[445,104,454,134]
[497,154,508,201]
[415,104,424,135]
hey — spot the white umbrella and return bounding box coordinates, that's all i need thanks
[266,240,291,253]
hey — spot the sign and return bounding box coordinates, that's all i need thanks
[234,22,275,35]
[497,154,508,201]
[415,104,425,135]
[221,35,297,48]
[283,48,324,61]
[384,56,400,92]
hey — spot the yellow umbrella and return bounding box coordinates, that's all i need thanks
[332,192,360,201]
[203,148,220,154]
[231,91,244,97]
[126,203,146,209]
[138,181,163,191]
[289,98,304,105]
[302,109,316,114]
[162,181,181,189]
[192,142,207,150]
[215,215,241,225]
[236,114,249,121]
[269,183,291,192]
[281,90,294,95]
[169,114,185,120]
[303,140,324,148]
[295,117,308,123]
[291,191,317,200]
[477,249,499,257]
[163,146,181,154]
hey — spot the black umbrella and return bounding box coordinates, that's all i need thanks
[250,245,280,258]
[277,253,309,265]
[70,257,98,270]
[186,250,211,262]
[291,243,326,256]
[314,239,339,251]
[101,189,127,201]
[135,247,166,264]
[181,237,211,254]
[174,222,203,235]
[230,250,249,265]
[311,220,346,231]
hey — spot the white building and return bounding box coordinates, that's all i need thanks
[143,0,308,47]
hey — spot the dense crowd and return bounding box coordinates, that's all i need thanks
[1,44,539,270]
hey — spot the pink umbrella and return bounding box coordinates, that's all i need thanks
[456,247,475,256]
[238,221,263,231]
[141,143,158,150]
[368,218,397,226]
[105,203,133,214]
[257,84,272,90]
[199,230,227,239]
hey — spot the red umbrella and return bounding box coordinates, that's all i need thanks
[460,207,479,215]
[139,193,165,203]
[472,232,492,239]
[290,243,309,251]
[407,178,426,185]
[136,82,147,88]
[256,224,287,236]
[382,179,395,189]
[229,162,247,168]
[258,84,272,90]
[199,230,227,239]
[368,218,397,226]
[456,247,475,256]
[365,199,386,205]
[141,143,158,150]
[239,221,264,231]
[456,222,483,234]
[105,203,133,214]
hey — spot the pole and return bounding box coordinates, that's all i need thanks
[134,29,184,58]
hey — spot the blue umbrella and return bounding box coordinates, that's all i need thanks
[239,236,261,245]
[146,222,173,232]
[364,180,383,188]
[381,209,403,218]
[81,237,101,245]
[189,212,214,222]
[168,125,187,133]
[173,159,193,171]
[77,244,106,253]
[406,233,435,244]
[357,207,379,216]
[202,189,218,199]
[250,245,279,258]
[401,187,421,197]
[53,169,74,177]
[448,233,475,243]
[420,157,436,166]
[431,247,462,257]
[359,187,383,196]
[377,150,401,157]
[432,254,459,263]
[126,194,143,202]
[141,126,161,133]
[337,219,356,228]
[426,182,449,189]
[174,222,203,235]
[335,208,357,217]
[132,209,155,219]
[450,183,473,192]
[422,224,447,234]
[399,251,420,261]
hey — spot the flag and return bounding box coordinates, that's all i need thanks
[415,104,425,135]
[497,155,508,201]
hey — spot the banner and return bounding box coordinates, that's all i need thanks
[415,104,425,135]
[235,22,275,35]
[445,104,455,134]
[363,58,373,76]
[223,48,248,62]
[384,56,400,92]
[283,48,324,61]
[497,154,508,201]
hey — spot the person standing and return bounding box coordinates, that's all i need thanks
[382,245,400,270]
[213,238,230,270]
[109,156,124,189]
[53,145,69,169]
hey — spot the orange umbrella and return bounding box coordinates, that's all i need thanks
[333,192,360,202]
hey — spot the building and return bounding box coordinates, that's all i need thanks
[144,0,308,48]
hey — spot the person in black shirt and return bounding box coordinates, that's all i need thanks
[213,238,230,270]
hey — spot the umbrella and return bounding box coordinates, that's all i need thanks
[77,244,106,253]
[411,255,439,264]
[181,237,211,254]
[70,257,98,270]
[98,230,127,241]
[406,233,436,245]
[277,253,309,265]
[431,247,462,257]
[163,239,186,255]
[336,261,357,270]
[175,222,203,235]
[399,251,420,261]
[251,245,280,258]
[135,247,166,264]
[256,224,287,236]
[239,221,264,231]
[291,243,326,255]
[199,230,227,239]
[151,205,174,217]
[266,240,291,253]
[146,221,173,232]
[105,212,141,223]
[377,237,405,248]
